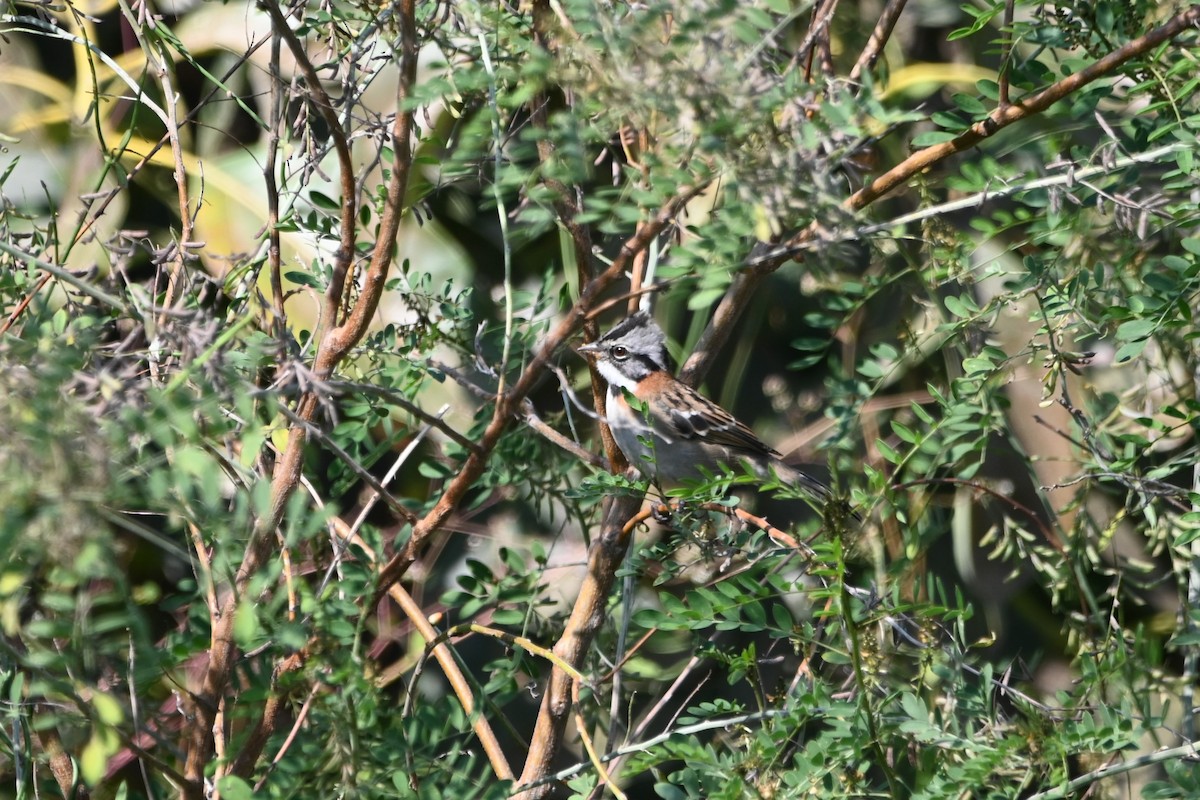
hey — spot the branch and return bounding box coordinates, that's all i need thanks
[513,492,645,798]
[682,4,1200,386]
[258,0,358,332]
[1024,743,1200,800]
[529,0,624,471]
[265,31,286,323]
[179,0,420,793]
[848,0,908,83]
[848,5,1200,211]
[388,577,516,782]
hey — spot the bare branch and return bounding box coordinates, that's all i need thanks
[848,0,908,83]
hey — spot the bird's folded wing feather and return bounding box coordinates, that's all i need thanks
[665,396,781,458]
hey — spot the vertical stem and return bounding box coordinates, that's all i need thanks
[266,30,286,323]
[477,31,515,398]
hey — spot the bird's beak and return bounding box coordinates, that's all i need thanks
[576,341,600,356]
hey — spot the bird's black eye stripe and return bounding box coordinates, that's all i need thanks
[611,345,629,360]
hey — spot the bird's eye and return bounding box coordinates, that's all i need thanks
[611,345,629,360]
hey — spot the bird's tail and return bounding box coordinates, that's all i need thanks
[772,461,861,521]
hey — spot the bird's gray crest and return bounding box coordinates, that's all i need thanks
[598,312,672,371]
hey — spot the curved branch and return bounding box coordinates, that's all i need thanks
[681,3,1200,385]
[847,4,1200,211]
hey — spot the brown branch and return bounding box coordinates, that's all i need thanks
[847,5,1200,211]
[266,31,286,323]
[522,399,607,469]
[894,476,1065,555]
[0,272,52,335]
[254,682,320,791]
[134,18,194,330]
[259,0,358,333]
[179,1,420,793]
[791,0,840,79]
[513,492,645,798]
[514,453,826,794]
[350,521,514,782]
[848,0,908,83]
[682,4,1200,386]
[530,0,624,473]
[677,268,765,387]
[388,584,517,782]
[227,651,308,779]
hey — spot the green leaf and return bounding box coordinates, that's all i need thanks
[944,294,974,318]
[976,79,1000,99]
[1115,336,1146,359]
[285,270,324,288]
[217,776,257,800]
[233,600,260,649]
[951,92,987,116]
[892,420,918,444]
[931,111,967,130]
[1115,318,1156,341]
[876,439,900,464]
[80,728,119,786]
[309,190,339,210]
[912,130,958,147]
[962,356,995,375]
[92,692,125,726]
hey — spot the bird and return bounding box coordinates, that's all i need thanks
[577,311,832,503]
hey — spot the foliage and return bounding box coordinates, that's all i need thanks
[2,0,1200,798]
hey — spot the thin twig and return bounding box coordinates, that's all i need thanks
[327,380,481,455]
[0,15,171,125]
[266,29,286,323]
[521,399,606,468]
[0,241,128,311]
[999,0,1015,109]
[1023,742,1200,800]
[848,0,908,83]
[476,30,516,399]
[278,405,420,524]
[790,0,840,80]
[257,0,358,332]
[253,682,320,792]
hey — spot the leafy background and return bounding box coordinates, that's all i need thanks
[2,0,1200,798]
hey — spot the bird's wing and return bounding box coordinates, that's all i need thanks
[662,384,781,458]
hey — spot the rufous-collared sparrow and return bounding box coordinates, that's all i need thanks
[578,312,831,502]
